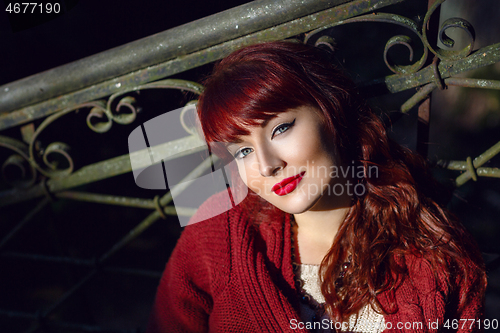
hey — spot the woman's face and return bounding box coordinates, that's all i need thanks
[226,105,350,214]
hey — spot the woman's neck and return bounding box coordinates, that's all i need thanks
[292,199,351,265]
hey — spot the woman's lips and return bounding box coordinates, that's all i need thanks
[271,171,306,196]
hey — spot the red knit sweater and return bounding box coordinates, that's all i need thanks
[147,192,484,332]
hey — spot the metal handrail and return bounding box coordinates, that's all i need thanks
[0,0,354,114]
[0,0,405,131]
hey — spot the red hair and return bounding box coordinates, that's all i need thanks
[197,41,486,321]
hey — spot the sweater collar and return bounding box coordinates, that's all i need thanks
[232,211,306,332]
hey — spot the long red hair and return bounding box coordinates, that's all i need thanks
[197,41,486,321]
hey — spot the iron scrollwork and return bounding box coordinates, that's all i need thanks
[0,79,203,193]
[304,0,476,74]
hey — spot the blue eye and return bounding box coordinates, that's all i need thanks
[234,147,253,159]
[272,119,295,138]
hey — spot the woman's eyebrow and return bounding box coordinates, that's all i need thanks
[224,141,242,149]
[259,119,271,128]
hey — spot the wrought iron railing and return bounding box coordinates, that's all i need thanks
[1,0,499,332]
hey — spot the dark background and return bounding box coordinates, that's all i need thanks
[1,0,499,332]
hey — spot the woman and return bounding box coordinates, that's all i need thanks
[147,41,487,332]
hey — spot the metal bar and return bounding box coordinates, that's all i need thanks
[401,76,500,113]
[1,252,162,278]
[437,164,500,182]
[416,0,440,158]
[0,134,206,206]
[0,0,406,131]
[363,42,500,95]
[437,162,500,178]
[55,191,196,216]
[0,197,49,249]
[401,83,436,113]
[0,0,356,114]
[55,191,155,209]
[40,270,97,321]
[445,77,500,89]
[99,155,215,263]
[471,167,498,178]
[454,141,500,186]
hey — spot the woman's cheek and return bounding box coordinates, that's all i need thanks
[235,159,251,182]
[248,179,264,195]
[237,160,258,189]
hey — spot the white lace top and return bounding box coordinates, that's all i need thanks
[299,264,385,333]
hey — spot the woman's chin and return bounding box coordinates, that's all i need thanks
[267,193,322,215]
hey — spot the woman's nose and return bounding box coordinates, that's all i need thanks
[257,147,285,177]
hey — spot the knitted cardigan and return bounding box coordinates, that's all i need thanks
[147,192,484,333]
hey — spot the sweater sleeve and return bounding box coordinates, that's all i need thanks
[381,255,485,333]
[146,192,233,333]
[449,261,485,333]
[146,222,212,333]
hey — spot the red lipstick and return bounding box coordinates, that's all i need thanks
[271,171,306,196]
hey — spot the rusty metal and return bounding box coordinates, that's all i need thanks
[422,0,475,60]
[455,141,500,186]
[361,42,500,95]
[416,0,439,158]
[0,0,405,132]
[0,0,355,114]
[305,12,429,75]
[400,75,500,114]
[0,134,206,206]
[431,56,445,90]
[437,141,500,186]
[401,83,436,113]
[445,77,500,89]
[54,191,196,216]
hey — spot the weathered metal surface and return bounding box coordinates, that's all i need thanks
[305,12,429,75]
[363,42,500,95]
[437,141,500,186]
[401,82,436,113]
[0,0,405,131]
[415,0,440,159]
[440,165,500,178]
[400,76,500,114]
[0,0,356,114]
[454,141,500,186]
[445,77,500,90]
[55,191,197,216]
[423,0,475,60]
[0,134,206,206]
